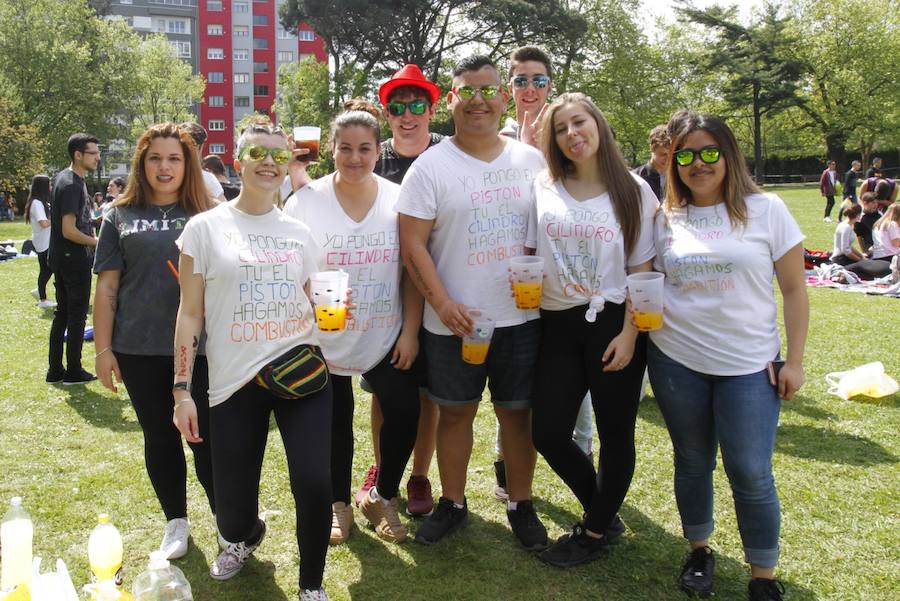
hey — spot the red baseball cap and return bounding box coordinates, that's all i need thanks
[378,64,441,107]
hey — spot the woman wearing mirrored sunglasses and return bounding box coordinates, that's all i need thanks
[92,123,216,560]
[284,101,423,547]
[172,119,334,600]
[649,111,808,601]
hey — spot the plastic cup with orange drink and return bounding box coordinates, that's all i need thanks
[626,272,665,331]
[509,256,544,310]
[310,270,349,332]
[461,309,494,365]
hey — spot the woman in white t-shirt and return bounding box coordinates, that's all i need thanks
[284,102,422,546]
[649,111,808,601]
[527,93,656,567]
[172,120,332,601]
[870,203,900,260]
[25,174,55,308]
[831,202,891,279]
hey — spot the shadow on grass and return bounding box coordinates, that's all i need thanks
[343,507,818,600]
[846,392,900,409]
[780,393,838,420]
[776,423,897,465]
[57,385,141,433]
[184,543,290,600]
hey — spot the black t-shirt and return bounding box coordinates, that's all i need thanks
[865,167,883,179]
[221,182,241,200]
[49,168,94,269]
[854,210,881,251]
[374,133,444,185]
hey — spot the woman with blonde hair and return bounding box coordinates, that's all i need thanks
[869,202,900,261]
[528,92,658,567]
[650,110,808,600]
[92,123,215,559]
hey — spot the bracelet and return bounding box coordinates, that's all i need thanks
[173,381,191,392]
[174,397,195,407]
[95,346,112,359]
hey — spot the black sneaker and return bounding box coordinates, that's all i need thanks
[46,367,65,384]
[679,546,715,598]
[605,514,626,542]
[748,578,785,601]
[538,523,608,568]
[507,500,548,551]
[63,369,97,385]
[414,497,468,545]
[493,460,508,501]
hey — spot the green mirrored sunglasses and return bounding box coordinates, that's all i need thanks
[674,146,721,167]
[452,85,501,101]
[239,144,292,165]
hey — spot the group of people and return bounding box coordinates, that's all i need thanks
[820,156,896,222]
[34,46,811,601]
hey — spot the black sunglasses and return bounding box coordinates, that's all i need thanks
[674,146,721,167]
[386,99,428,117]
[511,74,551,90]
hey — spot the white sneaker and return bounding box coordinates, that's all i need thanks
[31,288,40,300]
[161,518,190,559]
[824,216,833,223]
[37,299,57,309]
[300,589,330,601]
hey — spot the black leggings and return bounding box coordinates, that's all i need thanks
[116,353,215,520]
[332,343,420,502]
[832,254,892,279]
[211,379,332,590]
[824,195,836,218]
[36,250,52,300]
[532,303,646,535]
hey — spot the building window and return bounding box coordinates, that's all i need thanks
[235,96,250,107]
[233,49,249,60]
[208,0,223,10]
[233,25,249,37]
[277,51,294,62]
[277,28,293,40]
[298,30,315,41]
[171,40,191,58]
[207,48,224,59]
[253,85,269,96]
[252,38,268,49]
[253,61,268,73]
[167,20,187,34]
[207,24,223,35]
[234,72,250,83]
[252,15,268,26]
[208,72,224,83]
[209,143,226,154]
[233,1,248,13]
[208,119,226,131]
[209,95,225,107]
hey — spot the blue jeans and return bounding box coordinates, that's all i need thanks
[647,341,781,568]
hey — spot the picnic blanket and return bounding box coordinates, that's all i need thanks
[807,260,900,297]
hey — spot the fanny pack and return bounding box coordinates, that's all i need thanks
[255,344,329,400]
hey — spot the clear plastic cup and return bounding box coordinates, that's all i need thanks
[626,272,665,332]
[461,309,495,365]
[292,126,322,162]
[310,270,349,332]
[509,256,544,310]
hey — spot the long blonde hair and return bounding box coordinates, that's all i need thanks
[540,93,642,256]
[874,203,900,230]
[664,110,760,227]
[116,123,212,216]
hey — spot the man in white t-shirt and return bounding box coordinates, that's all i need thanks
[397,55,548,550]
[179,122,226,203]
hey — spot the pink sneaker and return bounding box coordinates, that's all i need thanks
[406,475,434,517]
[354,465,379,507]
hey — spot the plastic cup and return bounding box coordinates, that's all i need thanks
[310,270,349,332]
[509,256,544,310]
[292,126,321,162]
[626,272,664,332]
[461,309,495,365]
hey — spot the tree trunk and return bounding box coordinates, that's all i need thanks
[824,130,847,171]
[753,79,763,184]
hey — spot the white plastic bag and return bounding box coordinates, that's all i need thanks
[30,558,79,601]
[825,362,899,400]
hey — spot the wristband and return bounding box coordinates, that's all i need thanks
[95,346,112,359]
[173,381,191,392]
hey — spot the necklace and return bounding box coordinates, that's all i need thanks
[156,203,178,220]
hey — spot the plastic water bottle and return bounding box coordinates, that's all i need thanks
[88,514,124,586]
[0,497,33,596]
[84,579,134,600]
[132,551,194,601]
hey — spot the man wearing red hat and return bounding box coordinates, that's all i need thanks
[354,64,445,520]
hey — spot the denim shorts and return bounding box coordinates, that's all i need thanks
[423,319,540,409]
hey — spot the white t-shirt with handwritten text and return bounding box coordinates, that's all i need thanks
[177,203,321,406]
[526,172,658,310]
[650,193,804,376]
[395,138,544,335]
[284,173,403,375]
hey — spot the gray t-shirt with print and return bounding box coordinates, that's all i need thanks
[94,203,202,356]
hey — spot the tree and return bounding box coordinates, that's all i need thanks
[273,57,335,176]
[0,90,44,193]
[677,1,805,182]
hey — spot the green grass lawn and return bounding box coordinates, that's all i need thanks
[0,186,897,600]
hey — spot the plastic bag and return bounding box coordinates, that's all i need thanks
[825,362,899,400]
[30,558,79,601]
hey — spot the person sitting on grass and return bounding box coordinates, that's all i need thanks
[831,202,891,279]
[853,193,882,255]
[869,203,900,263]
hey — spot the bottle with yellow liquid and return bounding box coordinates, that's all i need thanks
[0,497,32,600]
[88,514,124,586]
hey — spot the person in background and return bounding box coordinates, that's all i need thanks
[869,203,900,263]
[819,159,839,223]
[92,191,105,233]
[853,192,882,254]
[203,154,241,200]
[635,125,671,202]
[858,178,897,211]
[353,64,444,519]
[93,123,216,560]
[830,202,891,279]
[25,174,56,309]
[843,160,862,203]
[105,176,126,206]
[865,156,883,179]
[47,133,100,385]
[179,122,226,203]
